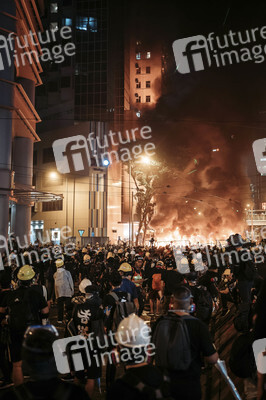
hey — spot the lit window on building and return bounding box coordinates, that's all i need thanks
[50,22,58,31]
[136,67,141,74]
[76,16,88,31]
[146,80,150,88]
[146,95,151,103]
[89,17,97,32]
[136,52,141,60]
[146,66,150,73]
[146,52,151,59]
[63,18,72,26]
[136,96,141,103]
[50,3,58,13]
[136,81,141,88]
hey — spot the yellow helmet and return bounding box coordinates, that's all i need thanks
[223,268,231,276]
[118,262,132,272]
[56,259,64,268]
[83,254,91,263]
[17,265,35,281]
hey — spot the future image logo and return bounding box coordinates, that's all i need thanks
[253,138,266,176]
[53,335,91,374]
[253,338,266,374]
[173,26,266,74]
[172,35,211,73]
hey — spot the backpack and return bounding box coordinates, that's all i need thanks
[8,289,40,333]
[229,332,256,378]
[152,313,192,371]
[194,286,213,322]
[110,291,136,330]
[152,273,162,291]
[120,370,174,400]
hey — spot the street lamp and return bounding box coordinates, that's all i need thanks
[50,171,58,179]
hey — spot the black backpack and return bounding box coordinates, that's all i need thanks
[152,313,192,371]
[110,291,136,330]
[8,289,40,333]
[229,332,256,378]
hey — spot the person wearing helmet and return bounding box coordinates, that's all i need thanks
[118,263,139,312]
[148,260,165,316]
[107,314,170,400]
[0,325,90,400]
[161,257,184,314]
[218,267,237,317]
[152,286,218,400]
[53,258,74,323]
[228,233,255,309]
[70,281,104,397]
[79,254,91,282]
[0,265,49,386]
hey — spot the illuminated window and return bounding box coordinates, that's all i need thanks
[63,18,72,26]
[136,81,141,88]
[50,3,58,13]
[146,66,150,73]
[146,95,151,103]
[146,80,150,88]
[89,17,97,32]
[50,22,58,31]
[136,96,141,103]
[146,52,151,59]
[136,53,141,60]
[136,67,141,74]
[76,16,88,31]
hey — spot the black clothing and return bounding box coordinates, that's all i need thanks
[0,378,90,400]
[107,365,167,400]
[162,269,184,295]
[103,289,128,331]
[198,270,218,298]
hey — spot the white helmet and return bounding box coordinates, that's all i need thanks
[79,278,92,293]
[115,314,151,348]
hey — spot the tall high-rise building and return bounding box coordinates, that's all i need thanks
[32,0,165,244]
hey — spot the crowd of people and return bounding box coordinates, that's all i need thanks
[0,233,266,399]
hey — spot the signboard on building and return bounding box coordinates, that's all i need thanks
[78,230,85,237]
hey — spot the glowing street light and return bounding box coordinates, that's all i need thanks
[50,171,58,179]
[141,156,151,165]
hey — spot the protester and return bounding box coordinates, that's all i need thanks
[71,281,104,397]
[53,258,74,323]
[0,265,49,386]
[152,286,219,399]
[0,325,90,400]
[107,314,171,400]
